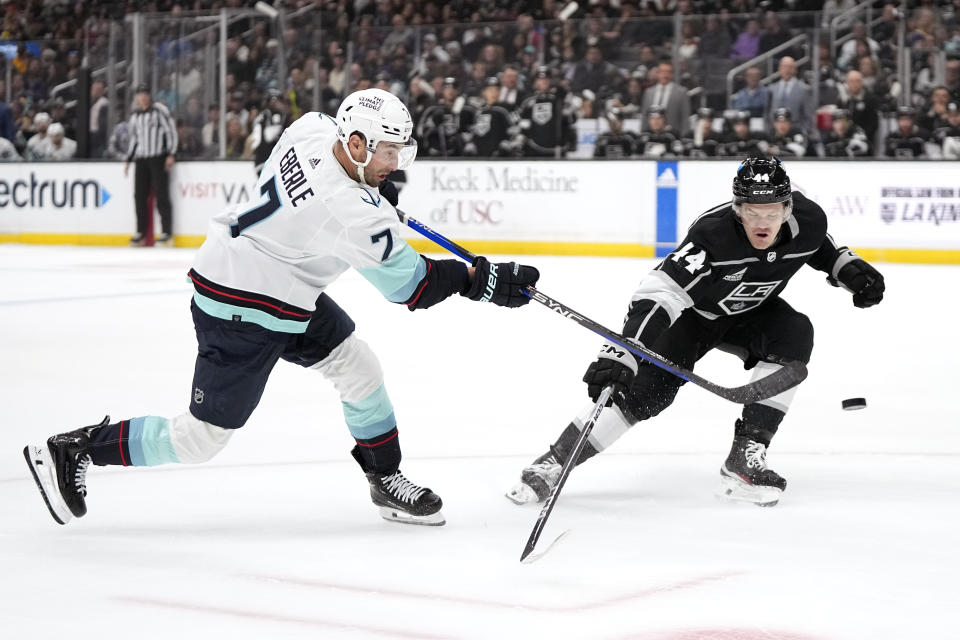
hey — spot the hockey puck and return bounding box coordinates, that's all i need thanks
[842,397,867,411]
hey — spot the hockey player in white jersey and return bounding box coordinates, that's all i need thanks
[24,88,540,527]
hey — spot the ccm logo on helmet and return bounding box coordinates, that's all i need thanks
[358,96,383,111]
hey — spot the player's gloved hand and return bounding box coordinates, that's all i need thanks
[582,342,639,407]
[463,256,539,308]
[378,180,399,207]
[832,258,885,308]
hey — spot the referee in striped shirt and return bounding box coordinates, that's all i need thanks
[125,84,178,246]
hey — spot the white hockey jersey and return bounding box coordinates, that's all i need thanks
[190,113,426,333]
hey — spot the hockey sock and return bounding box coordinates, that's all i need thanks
[552,422,600,467]
[88,417,181,467]
[351,427,401,475]
[737,404,786,446]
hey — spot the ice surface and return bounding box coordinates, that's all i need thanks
[1,246,958,639]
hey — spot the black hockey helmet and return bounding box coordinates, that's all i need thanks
[732,155,792,211]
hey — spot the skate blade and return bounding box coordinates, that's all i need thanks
[377,506,445,526]
[505,482,540,505]
[717,473,782,507]
[22,445,73,525]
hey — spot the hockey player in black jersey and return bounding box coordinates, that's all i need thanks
[884,106,931,158]
[593,108,636,158]
[721,111,770,157]
[682,107,723,158]
[518,67,576,158]
[464,77,521,157]
[768,108,808,158]
[507,155,885,508]
[822,109,871,157]
[636,105,683,158]
[250,89,292,175]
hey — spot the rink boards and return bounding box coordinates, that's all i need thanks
[0,159,958,263]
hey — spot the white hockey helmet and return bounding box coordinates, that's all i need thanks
[336,88,417,179]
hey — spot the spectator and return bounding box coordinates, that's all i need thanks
[699,15,732,60]
[837,70,880,143]
[730,19,761,60]
[823,108,872,157]
[0,85,14,143]
[570,44,621,97]
[837,23,881,71]
[328,47,347,95]
[769,107,808,157]
[38,122,76,160]
[640,60,690,135]
[25,112,51,161]
[223,114,248,159]
[200,106,220,156]
[758,13,792,58]
[918,86,951,134]
[769,57,813,134]
[0,134,19,160]
[287,67,313,118]
[821,0,857,30]
[498,66,525,107]
[730,67,770,120]
[884,106,931,158]
[89,79,110,158]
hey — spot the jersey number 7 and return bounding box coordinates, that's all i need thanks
[230,177,281,238]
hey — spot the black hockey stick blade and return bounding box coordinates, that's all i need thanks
[520,386,612,563]
[524,286,807,404]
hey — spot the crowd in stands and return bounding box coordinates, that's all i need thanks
[3,0,960,161]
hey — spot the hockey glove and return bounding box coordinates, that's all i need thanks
[463,256,540,308]
[829,253,885,308]
[378,180,399,207]
[583,342,639,407]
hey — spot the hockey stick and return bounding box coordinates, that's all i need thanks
[520,386,613,563]
[396,209,807,404]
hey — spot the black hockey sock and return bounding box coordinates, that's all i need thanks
[87,420,133,466]
[736,404,786,446]
[351,427,401,475]
[551,422,600,467]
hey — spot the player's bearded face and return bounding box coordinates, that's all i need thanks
[362,141,408,186]
[740,203,785,250]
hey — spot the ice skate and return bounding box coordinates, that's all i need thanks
[718,435,787,507]
[365,470,445,526]
[155,232,173,247]
[23,416,108,524]
[506,451,561,504]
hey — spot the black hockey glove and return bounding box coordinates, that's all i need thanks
[463,256,540,308]
[378,180,399,207]
[583,342,639,407]
[830,253,885,308]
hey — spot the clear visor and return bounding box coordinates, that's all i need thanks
[371,139,418,171]
[739,202,787,223]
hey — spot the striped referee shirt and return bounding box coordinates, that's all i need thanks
[126,102,178,160]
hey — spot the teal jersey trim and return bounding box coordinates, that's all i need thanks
[127,416,180,466]
[193,292,311,334]
[342,383,397,440]
[356,242,427,303]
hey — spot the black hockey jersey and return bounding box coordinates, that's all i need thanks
[884,126,930,158]
[823,125,871,157]
[623,192,844,345]
[720,132,771,157]
[636,129,683,158]
[769,127,808,157]
[593,131,636,158]
[518,91,576,157]
[467,103,519,157]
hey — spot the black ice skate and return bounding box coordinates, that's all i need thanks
[23,416,107,524]
[505,450,561,504]
[719,435,787,507]
[365,470,445,526]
